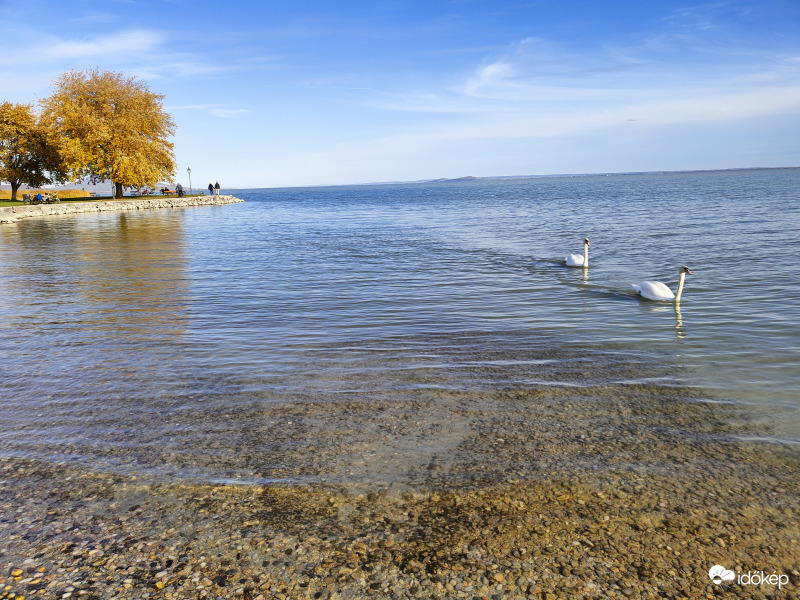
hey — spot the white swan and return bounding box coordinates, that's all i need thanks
[632,266,692,302]
[565,238,589,267]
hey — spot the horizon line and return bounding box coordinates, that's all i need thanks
[226,165,800,191]
[3,165,797,193]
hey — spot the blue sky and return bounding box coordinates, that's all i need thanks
[1,0,799,188]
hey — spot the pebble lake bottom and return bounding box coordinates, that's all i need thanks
[0,169,798,598]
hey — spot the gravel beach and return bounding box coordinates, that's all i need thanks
[1,368,798,600]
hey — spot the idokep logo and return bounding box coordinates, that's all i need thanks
[709,564,790,590]
[708,565,735,585]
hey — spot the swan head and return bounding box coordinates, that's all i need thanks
[584,238,590,246]
[681,266,691,275]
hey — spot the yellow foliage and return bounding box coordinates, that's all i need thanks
[40,68,176,196]
[0,101,35,135]
[0,101,60,199]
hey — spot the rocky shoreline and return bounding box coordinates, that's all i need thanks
[0,454,797,600]
[1,425,797,599]
[0,195,243,224]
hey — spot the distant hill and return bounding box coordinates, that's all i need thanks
[429,176,489,183]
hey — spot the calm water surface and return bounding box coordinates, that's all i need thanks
[1,169,798,483]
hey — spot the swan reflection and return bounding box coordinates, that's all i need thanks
[674,304,685,339]
[640,302,686,339]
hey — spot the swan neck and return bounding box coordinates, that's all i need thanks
[675,271,686,302]
[583,243,589,267]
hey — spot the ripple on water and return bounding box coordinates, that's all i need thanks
[0,331,776,487]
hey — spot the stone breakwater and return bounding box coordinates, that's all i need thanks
[0,195,243,224]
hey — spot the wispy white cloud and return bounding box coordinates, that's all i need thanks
[366,28,800,128]
[134,61,231,80]
[166,104,221,111]
[462,61,515,96]
[0,29,166,66]
[166,104,249,119]
[208,108,249,118]
[658,1,750,31]
[68,12,121,26]
[356,85,800,154]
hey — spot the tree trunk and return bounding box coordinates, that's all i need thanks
[114,182,124,199]
[10,181,20,202]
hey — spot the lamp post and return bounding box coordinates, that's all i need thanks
[187,167,192,194]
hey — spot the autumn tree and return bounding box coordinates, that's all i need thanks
[40,69,176,199]
[0,102,63,201]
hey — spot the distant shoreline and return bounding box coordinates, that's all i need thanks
[248,165,800,190]
[0,194,244,224]
[377,165,800,185]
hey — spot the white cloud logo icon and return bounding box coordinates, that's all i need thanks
[709,565,736,585]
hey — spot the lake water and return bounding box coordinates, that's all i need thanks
[1,169,798,485]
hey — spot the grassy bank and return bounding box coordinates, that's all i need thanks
[0,189,90,200]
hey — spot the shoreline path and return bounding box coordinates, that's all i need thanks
[0,195,244,224]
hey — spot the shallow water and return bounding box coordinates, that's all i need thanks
[0,169,798,484]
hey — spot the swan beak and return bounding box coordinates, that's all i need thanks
[684,268,692,274]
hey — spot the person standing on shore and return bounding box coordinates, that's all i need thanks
[208,183,214,196]
[214,181,220,195]
[176,182,184,197]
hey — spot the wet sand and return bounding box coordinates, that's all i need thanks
[1,374,798,600]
